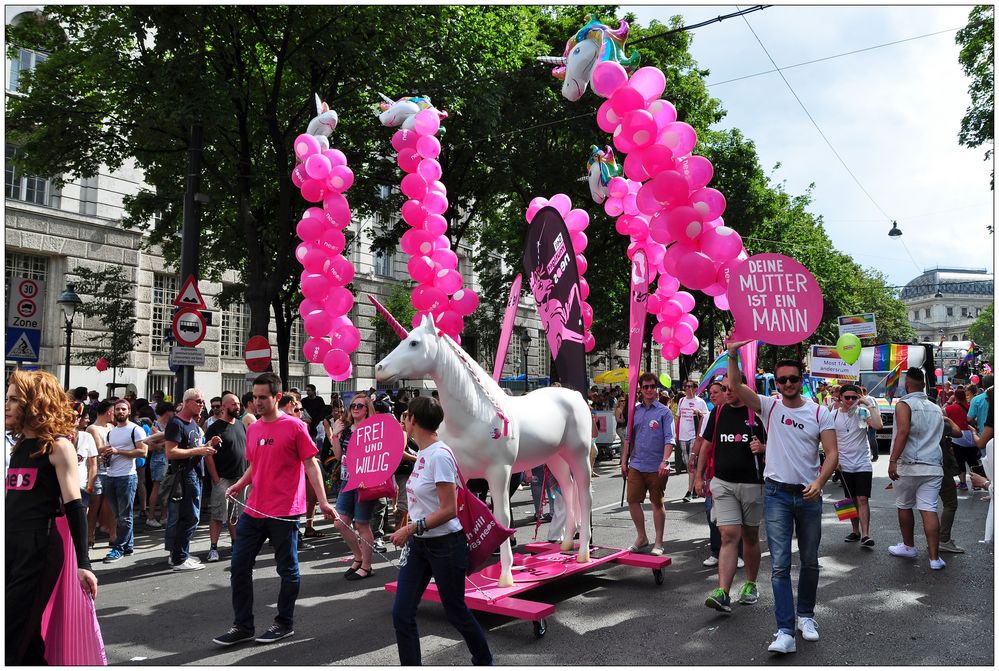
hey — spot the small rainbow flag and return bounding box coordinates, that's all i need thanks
[962,342,976,365]
[872,344,908,400]
[834,498,859,521]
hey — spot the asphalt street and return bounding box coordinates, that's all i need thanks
[89,457,994,666]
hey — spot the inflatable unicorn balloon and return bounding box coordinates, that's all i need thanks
[306,93,339,151]
[376,93,449,130]
[537,15,640,101]
[586,144,621,204]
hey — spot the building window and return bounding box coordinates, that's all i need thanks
[961,307,968,317]
[5,144,58,207]
[912,311,918,321]
[924,308,930,319]
[146,373,174,402]
[379,184,391,200]
[221,373,252,399]
[374,250,394,278]
[8,48,46,93]
[79,176,98,216]
[976,307,982,316]
[151,275,180,354]
[289,318,305,362]
[946,307,954,317]
[284,375,307,392]
[220,300,250,358]
[5,252,48,283]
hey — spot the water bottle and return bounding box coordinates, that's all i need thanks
[857,405,870,429]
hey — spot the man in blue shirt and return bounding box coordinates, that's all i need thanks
[621,372,675,556]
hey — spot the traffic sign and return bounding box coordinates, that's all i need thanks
[7,277,45,329]
[169,346,206,367]
[5,327,41,362]
[172,308,207,347]
[244,335,272,372]
[173,275,207,310]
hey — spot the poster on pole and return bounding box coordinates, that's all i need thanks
[810,345,860,381]
[837,313,877,339]
[727,254,824,346]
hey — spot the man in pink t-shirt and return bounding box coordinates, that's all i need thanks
[212,373,334,647]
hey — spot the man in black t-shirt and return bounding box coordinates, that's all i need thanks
[204,393,249,562]
[300,385,328,444]
[694,374,767,613]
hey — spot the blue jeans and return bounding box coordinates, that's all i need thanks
[230,514,300,631]
[393,532,492,665]
[164,470,202,564]
[763,482,822,634]
[530,466,555,518]
[106,473,138,553]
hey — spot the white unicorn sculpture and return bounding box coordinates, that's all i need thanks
[375,314,594,588]
[536,15,640,102]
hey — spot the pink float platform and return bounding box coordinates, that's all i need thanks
[384,542,672,638]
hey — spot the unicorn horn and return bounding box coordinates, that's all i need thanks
[536,56,567,65]
[367,294,409,340]
[377,92,395,104]
[313,93,323,115]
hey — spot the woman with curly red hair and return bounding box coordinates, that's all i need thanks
[5,370,98,664]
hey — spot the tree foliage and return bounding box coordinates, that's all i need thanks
[968,303,994,362]
[955,5,994,191]
[68,265,141,375]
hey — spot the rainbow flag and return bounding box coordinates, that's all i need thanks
[834,498,859,521]
[962,342,976,365]
[871,344,908,400]
[695,341,760,396]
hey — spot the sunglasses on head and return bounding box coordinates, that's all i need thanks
[775,375,801,385]
[641,384,657,390]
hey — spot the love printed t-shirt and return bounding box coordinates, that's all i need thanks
[245,414,318,518]
[759,394,834,487]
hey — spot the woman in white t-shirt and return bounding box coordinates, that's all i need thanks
[388,396,492,666]
[72,403,98,507]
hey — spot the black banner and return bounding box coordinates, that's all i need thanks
[523,207,587,394]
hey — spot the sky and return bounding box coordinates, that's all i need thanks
[623,3,995,288]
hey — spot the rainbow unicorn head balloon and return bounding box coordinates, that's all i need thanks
[586,144,621,204]
[376,93,449,130]
[537,15,640,101]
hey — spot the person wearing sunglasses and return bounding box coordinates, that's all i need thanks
[677,379,709,498]
[621,372,675,556]
[725,340,837,655]
[832,384,882,549]
[330,393,379,580]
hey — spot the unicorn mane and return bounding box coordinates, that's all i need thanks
[433,331,508,429]
[554,15,640,78]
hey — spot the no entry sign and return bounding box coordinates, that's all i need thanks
[244,335,272,373]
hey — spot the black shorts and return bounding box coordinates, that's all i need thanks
[841,470,873,499]
[954,445,981,471]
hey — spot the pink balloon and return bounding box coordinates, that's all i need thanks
[451,288,480,316]
[300,273,331,302]
[584,331,596,353]
[623,151,650,181]
[549,194,572,217]
[298,297,324,320]
[603,197,625,218]
[331,315,353,332]
[639,143,674,177]
[596,99,623,133]
[609,85,645,115]
[401,199,427,227]
[325,287,354,317]
[579,278,590,301]
[651,170,690,205]
[411,310,430,330]
[935,367,944,377]
[323,149,347,167]
[326,254,355,286]
[673,291,695,313]
[646,241,666,268]
[391,129,418,152]
[662,342,680,360]
[661,243,685,277]
[657,274,680,297]
[422,213,448,237]
[296,215,324,242]
[581,302,594,329]
[429,180,447,196]
[658,121,698,156]
[622,192,640,216]
[636,182,664,216]
[660,299,684,324]
[564,209,590,232]
[401,173,428,200]
[331,324,361,353]
[433,268,463,294]
[413,109,441,136]
[702,282,727,297]
[291,165,307,188]
[676,155,713,190]
[700,226,744,262]
[317,228,346,257]
[305,153,332,180]
[304,309,334,338]
[435,309,463,335]
[417,157,442,182]
[630,66,667,101]
[591,60,629,98]
[423,191,448,215]
[653,321,674,344]
[434,235,451,250]
[648,99,678,130]
[323,192,351,225]
[612,126,637,155]
[412,285,447,312]
[401,229,435,257]
[301,246,329,274]
[576,254,588,275]
[408,255,436,283]
[664,206,704,243]
[627,216,649,241]
[570,231,588,254]
[673,321,694,346]
[302,337,332,364]
[326,165,354,192]
[323,348,351,377]
[620,109,657,149]
[430,247,458,270]
[294,133,322,161]
[689,187,727,220]
[713,293,730,311]
[607,176,630,198]
[397,149,421,173]
[647,294,661,315]
[329,361,353,383]
[971,374,981,384]
[300,179,326,203]
[416,135,441,160]
[679,335,700,356]
[676,251,716,290]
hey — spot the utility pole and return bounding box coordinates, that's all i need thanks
[174,123,204,403]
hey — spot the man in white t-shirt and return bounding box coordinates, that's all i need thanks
[832,384,882,547]
[727,340,837,655]
[676,380,708,487]
[100,399,148,563]
[72,402,98,508]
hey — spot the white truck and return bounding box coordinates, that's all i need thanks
[856,343,937,452]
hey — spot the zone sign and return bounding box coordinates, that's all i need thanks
[7,277,45,329]
[172,307,207,347]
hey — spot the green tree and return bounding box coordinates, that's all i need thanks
[968,303,994,361]
[372,282,416,362]
[956,5,994,192]
[68,265,141,387]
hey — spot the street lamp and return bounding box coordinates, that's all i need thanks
[56,282,82,390]
[888,221,902,239]
[520,330,532,393]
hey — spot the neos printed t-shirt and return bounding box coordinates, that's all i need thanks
[106,422,146,477]
[759,394,834,487]
[677,396,709,441]
[703,404,767,483]
[245,414,317,518]
[406,442,463,538]
[75,430,97,486]
[833,408,873,473]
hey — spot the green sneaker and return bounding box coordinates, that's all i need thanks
[705,587,732,613]
[738,581,759,605]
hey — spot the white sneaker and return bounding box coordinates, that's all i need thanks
[888,543,918,558]
[768,631,797,654]
[172,558,205,571]
[737,557,745,569]
[207,548,220,562]
[702,556,719,567]
[796,616,819,641]
[146,519,163,529]
[929,557,946,570]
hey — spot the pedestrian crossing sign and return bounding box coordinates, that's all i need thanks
[5,328,41,362]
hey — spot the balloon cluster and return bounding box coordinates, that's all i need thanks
[525,194,595,352]
[380,97,477,342]
[291,102,360,382]
[584,61,749,360]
